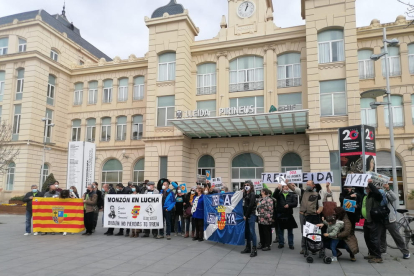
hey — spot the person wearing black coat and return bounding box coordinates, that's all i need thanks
[339,187,362,232]
[92,182,103,233]
[106,184,128,236]
[273,184,298,249]
[23,185,44,235]
[240,180,258,257]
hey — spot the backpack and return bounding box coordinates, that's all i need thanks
[370,190,390,223]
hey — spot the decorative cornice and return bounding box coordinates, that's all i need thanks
[318,61,345,70]
[264,44,276,52]
[156,81,175,87]
[216,51,228,58]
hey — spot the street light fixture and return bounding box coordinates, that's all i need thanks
[364,27,400,209]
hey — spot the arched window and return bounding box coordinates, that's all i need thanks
[360,98,377,127]
[382,46,401,77]
[18,38,26,52]
[103,79,113,103]
[118,78,128,102]
[408,44,414,74]
[6,162,15,190]
[74,83,83,106]
[281,153,302,172]
[71,119,81,141]
[277,53,301,88]
[377,151,404,204]
[358,50,374,79]
[88,81,98,104]
[132,115,143,140]
[42,163,49,184]
[231,153,263,191]
[101,117,111,141]
[318,29,344,63]
[384,95,404,127]
[47,75,56,105]
[230,56,264,92]
[133,159,145,185]
[116,116,127,141]
[0,37,8,55]
[102,159,123,185]
[197,155,215,178]
[0,70,5,102]
[16,69,24,100]
[133,76,145,100]
[86,118,96,142]
[197,63,216,95]
[158,52,176,81]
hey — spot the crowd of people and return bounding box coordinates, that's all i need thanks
[21,178,411,263]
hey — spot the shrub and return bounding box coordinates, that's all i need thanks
[10,195,25,201]
[42,173,57,192]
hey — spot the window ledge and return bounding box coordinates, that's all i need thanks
[156,81,175,87]
[320,115,348,123]
[155,127,174,132]
[318,61,345,70]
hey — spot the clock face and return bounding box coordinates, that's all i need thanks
[237,1,255,18]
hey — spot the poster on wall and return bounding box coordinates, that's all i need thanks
[103,194,163,229]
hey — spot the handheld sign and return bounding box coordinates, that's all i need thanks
[286,170,303,183]
[211,177,223,189]
[343,199,356,213]
[344,174,371,187]
[178,184,187,193]
[303,222,322,242]
[197,175,207,184]
[253,180,263,191]
[368,172,390,188]
[261,173,287,184]
[302,172,334,184]
[206,170,212,181]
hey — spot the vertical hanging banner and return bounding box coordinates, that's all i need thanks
[83,142,96,189]
[339,125,376,189]
[204,191,245,245]
[67,142,96,196]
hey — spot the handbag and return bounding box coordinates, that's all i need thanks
[184,206,192,218]
[322,194,337,218]
[370,192,390,223]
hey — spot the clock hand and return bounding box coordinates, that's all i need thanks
[245,3,248,11]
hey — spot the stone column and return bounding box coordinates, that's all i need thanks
[216,51,228,111]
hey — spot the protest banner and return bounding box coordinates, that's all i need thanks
[261,173,287,184]
[302,172,334,184]
[343,199,356,213]
[286,170,303,183]
[204,191,245,245]
[32,198,85,233]
[197,175,207,184]
[206,170,212,181]
[253,180,263,190]
[211,177,223,189]
[303,222,322,242]
[344,174,371,187]
[103,194,163,229]
[368,172,390,188]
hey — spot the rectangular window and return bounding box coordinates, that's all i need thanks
[16,69,24,101]
[116,117,127,141]
[73,83,83,106]
[12,104,21,141]
[229,96,264,114]
[320,80,347,116]
[197,64,217,95]
[0,38,8,55]
[86,119,96,142]
[158,53,176,81]
[229,56,264,92]
[384,96,404,127]
[159,157,168,179]
[358,60,375,80]
[88,81,98,104]
[360,98,377,127]
[103,80,113,103]
[133,77,145,100]
[157,96,175,127]
[197,100,216,117]
[132,116,143,140]
[44,109,53,143]
[47,75,55,105]
[71,120,81,141]
[382,47,401,77]
[278,93,302,109]
[330,151,341,187]
[18,38,26,53]
[50,50,58,61]
[118,79,128,102]
[318,30,344,64]
[101,118,111,141]
[0,71,4,102]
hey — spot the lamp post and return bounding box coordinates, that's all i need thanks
[362,27,400,209]
[40,118,55,188]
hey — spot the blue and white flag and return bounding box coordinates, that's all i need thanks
[203,191,245,245]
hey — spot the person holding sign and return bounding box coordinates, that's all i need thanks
[240,181,258,257]
[340,187,362,232]
[288,181,323,254]
[273,184,298,250]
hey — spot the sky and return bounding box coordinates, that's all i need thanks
[1,0,411,59]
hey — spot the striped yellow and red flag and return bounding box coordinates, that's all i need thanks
[32,198,85,233]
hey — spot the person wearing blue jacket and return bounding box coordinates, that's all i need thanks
[191,186,205,242]
[157,179,176,240]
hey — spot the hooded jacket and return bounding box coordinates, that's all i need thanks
[23,191,44,212]
[323,220,344,238]
[380,188,398,223]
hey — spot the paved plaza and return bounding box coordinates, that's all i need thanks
[1,211,414,276]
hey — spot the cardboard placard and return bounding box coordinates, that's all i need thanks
[211,177,223,188]
[197,175,206,184]
[344,174,371,187]
[286,170,303,183]
[343,199,356,213]
[253,180,263,190]
[368,172,390,188]
[303,222,322,242]
[261,173,287,184]
[302,172,334,184]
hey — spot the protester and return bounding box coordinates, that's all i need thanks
[54,181,62,193]
[158,180,176,240]
[273,184,298,250]
[44,184,60,198]
[82,184,97,236]
[362,180,384,263]
[174,189,185,237]
[141,181,160,238]
[320,216,344,262]
[241,180,258,257]
[23,185,43,236]
[192,186,205,242]
[257,188,274,251]
[125,181,133,194]
[188,187,197,238]
[107,183,127,236]
[58,190,71,236]
[339,186,362,232]
[92,182,103,233]
[379,183,410,259]
[183,188,192,238]
[333,207,359,262]
[130,186,140,238]
[69,186,79,198]
[102,183,116,235]
[288,181,323,254]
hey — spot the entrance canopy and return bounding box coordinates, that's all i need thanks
[169,110,309,138]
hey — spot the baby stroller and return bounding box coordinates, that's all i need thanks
[304,233,332,264]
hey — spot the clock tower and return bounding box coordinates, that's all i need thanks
[225,0,275,38]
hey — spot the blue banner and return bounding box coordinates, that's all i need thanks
[203,191,245,245]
